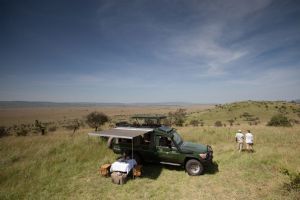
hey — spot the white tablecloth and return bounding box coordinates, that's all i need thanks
[110,159,137,174]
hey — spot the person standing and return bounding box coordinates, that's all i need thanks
[245,130,254,152]
[235,130,244,153]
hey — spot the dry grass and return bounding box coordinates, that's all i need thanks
[0,102,299,199]
[1,125,299,199]
[0,104,213,126]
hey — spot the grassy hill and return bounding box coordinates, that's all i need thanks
[188,101,300,126]
[0,101,299,199]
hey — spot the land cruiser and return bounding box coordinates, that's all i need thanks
[106,126,213,176]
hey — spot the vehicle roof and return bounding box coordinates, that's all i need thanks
[91,127,153,139]
[157,126,173,133]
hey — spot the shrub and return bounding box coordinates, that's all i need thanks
[0,126,9,138]
[267,114,292,127]
[168,109,187,127]
[280,168,300,191]
[214,121,222,127]
[241,112,252,118]
[64,119,81,135]
[35,120,47,135]
[227,119,234,126]
[48,126,57,132]
[86,112,109,131]
[16,125,29,136]
[190,120,199,127]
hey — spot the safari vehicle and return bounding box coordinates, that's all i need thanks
[93,115,213,176]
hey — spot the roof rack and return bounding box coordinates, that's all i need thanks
[115,114,167,128]
[131,114,167,120]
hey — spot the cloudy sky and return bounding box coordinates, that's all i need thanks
[0,0,300,103]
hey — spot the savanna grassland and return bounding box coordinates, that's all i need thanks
[0,101,299,199]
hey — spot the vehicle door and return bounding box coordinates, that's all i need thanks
[136,132,157,162]
[155,135,181,164]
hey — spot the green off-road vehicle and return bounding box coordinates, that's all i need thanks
[94,114,213,176]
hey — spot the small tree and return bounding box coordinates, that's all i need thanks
[169,108,187,127]
[267,114,292,127]
[86,112,109,131]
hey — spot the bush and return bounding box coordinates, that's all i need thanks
[190,120,199,127]
[227,119,234,126]
[280,168,300,191]
[86,112,109,131]
[267,114,292,127]
[35,120,47,135]
[64,119,81,135]
[48,126,57,132]
[0,126,9,138]
[214,121,223,127]
[168,109,187,127]
[16,125,29,136]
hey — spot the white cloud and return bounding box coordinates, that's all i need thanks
[166,23,248,77]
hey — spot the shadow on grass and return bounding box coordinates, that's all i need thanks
[241,149,255,153]
[141,163,163,179]
[204,161,219,175]
[138,161,219,179]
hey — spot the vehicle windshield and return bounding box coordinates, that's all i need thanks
[172,131,184,146]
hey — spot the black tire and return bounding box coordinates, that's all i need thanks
[185,159,204,176]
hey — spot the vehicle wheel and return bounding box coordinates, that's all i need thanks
[185,159,204,176]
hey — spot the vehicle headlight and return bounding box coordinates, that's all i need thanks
[199,153,207,159]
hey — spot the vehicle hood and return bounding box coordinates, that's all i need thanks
[180,142,207,153]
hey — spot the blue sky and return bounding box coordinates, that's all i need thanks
[0,0,300,103]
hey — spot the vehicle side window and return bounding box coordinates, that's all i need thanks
[119,138,131,144]
[142,133,151,145]
[157,136,172,148]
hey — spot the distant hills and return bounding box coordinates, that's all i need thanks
[294,99,300,103]
[0,101,199,108]
[0,100,298,108]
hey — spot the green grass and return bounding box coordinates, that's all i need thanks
[188,101,300,126]
[1,125,299,199]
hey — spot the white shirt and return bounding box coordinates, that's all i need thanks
[245,133,254,144]
[235,132,244,143]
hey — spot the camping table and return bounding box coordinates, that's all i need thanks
[110,159,137,174]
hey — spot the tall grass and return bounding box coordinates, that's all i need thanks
[1,126,299,199]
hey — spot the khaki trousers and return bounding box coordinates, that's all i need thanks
[237,142,243,152]
[246,143,253,151]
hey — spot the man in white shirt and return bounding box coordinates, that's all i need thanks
[245,130,254,152]
[235,130,244,152]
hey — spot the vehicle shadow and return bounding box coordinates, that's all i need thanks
[204,161,219,175]
[135,161,219,180]
[141,164,163,179]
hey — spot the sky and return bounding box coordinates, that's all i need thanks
[0,0,300,103]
